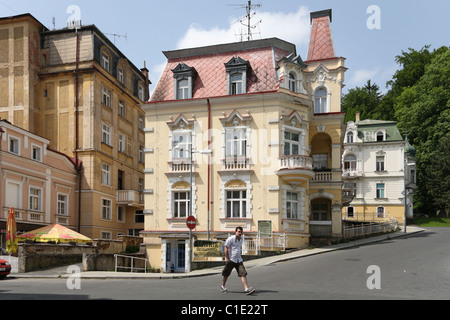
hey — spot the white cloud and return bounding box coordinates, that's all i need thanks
[347,64,397,93]
[176,6,310,50]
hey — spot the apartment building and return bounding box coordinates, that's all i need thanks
[0,14,149,239]
[142,9,347,272]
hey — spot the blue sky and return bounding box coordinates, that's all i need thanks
[1,0,449,95]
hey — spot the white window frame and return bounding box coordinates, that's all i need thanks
[102,87,111,108]
[226,190,247,218]
[29,186,43,212]
[177,78,190,100]
[8,135,20,155]
[57,193,69,216]
[376,156,385,172]
[101,198,112,220]
[31,144,42,162]
[139,145,144,163]
[101,163,111,186]
[173,191,190,218]
[288,73,296,92]
[118,68,124,84]
[225,128,247,158]
[138,115,144,130]
[118,133,126,153]
[286,191,299,219]
[344,155,357,171]
[102,53,110,72]
[314,88,328,114]
[118,100,126,118]
[138,84,145,101]
[172,132,192,160]
[230,72,244,95]
[102,124,111,146]
[283,131,302,156]
[376,183,385,199]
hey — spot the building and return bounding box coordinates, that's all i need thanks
[0,13,149,239]
[0,119,78,249]
[342,115,416,225]
[142,9,347,272]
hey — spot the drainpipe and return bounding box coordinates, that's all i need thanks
[74,29,82,233]
[207,99,212,240]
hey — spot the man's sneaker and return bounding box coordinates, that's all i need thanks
[245,287,255,295]
[220,286,228,293]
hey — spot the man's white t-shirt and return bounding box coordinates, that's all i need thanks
[225,235,243,263]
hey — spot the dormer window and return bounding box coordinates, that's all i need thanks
[376,131,384,142]
[288,73,296,92]
[101,52,110,72]
[172,63,196,100]
[225,56,250,95]
[347,132,354,143]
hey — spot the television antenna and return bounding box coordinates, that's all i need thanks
[228,0,262,41]
[104,32,128,45]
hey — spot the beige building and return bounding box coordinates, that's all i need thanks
[0,119,78,249]
[143,9,347,272]
[0,14,149,239]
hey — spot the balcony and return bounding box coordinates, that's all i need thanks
[116,190,144,208]
[276,155,315,185]
[2,207,44,223]
[169,159,192,173]
[222,157,250,171]
[342,169,363,179]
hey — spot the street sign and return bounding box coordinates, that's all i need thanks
[186,216,196,230]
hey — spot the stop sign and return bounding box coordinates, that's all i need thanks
[186,216,196,230]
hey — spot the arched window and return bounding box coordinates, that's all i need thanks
[344,155,357,171]
[347,132,354,143]
[288,73,296,92]
[376,131,384,142]
[314,88,327,114]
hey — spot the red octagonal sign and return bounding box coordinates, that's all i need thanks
[186,216,196,230]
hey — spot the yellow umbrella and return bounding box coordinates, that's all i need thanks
[6,207,18,254]
[17,224,92,244]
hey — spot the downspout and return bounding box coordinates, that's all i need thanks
[207,99,212,240]
[75,29,82,233]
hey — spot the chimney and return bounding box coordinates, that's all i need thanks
[356,112,360,122]
[140,61,151,102]
[307,9,336,61]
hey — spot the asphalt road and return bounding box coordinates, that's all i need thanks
[1,228,449,302]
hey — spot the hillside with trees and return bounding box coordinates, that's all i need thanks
[342,46,450,217]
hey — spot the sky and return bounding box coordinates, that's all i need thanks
[1,0,449,96]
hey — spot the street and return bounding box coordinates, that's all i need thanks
[1,228,449,301]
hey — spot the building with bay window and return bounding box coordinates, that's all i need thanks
[142,9,347,272]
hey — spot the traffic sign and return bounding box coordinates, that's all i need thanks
[186,216,196,230]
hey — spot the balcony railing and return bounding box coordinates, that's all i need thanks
[2,207,44,223]
[222,157,250,170]
[279,155,313,170]
[169,160,192,172]
[116,190,144,207]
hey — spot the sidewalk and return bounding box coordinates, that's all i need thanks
[12,226,424,280]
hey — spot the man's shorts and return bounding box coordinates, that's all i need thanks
[222,260,247,277]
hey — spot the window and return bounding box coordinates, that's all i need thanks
[135,210,144,223]
[118,134,125,153]
[101,231,112,240]
[57,194,68,216]
[139,145,144,163]
[32,145,42,162]
[376,156,385,171]
[313,154,328,170]
[177,79,189,100]
[138,84,145,101]
[230,72,243,95]
[139,115,144,130]
[286,192,298,219]
[102,124,111,145]
[29,187,42,211]
[288,73,296,92]
[284,131,301,156]
[174,192,190,218]
[377,207,385,218]
[226,129,246,157]
[118,206,125,222]
[173,133,191,159]
[226,190,247,218]
[314,89,327,114]
[9,136,19,155]
[376,183,385,199]
[101,199,112,220]
[118,68,124,84]
[101,53,110,72]
[347,132,354,143]
[344,155,357,171]
[347,207,355,218]
[312,203,329,221]
[102,87,111,108]
[118,101,125,118]
[377,131,384,142]
[101,163,111,186]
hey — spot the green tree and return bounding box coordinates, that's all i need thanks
[342,80,382,122]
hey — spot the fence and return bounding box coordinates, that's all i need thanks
[343,220,397,239]
[242,233,287,255]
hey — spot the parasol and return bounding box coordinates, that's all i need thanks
[17,224,92,244]
[6,207,18,254]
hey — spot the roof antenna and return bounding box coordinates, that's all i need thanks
[104,32,128,45]
[229,0,262,41]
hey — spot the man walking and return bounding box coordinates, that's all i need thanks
[221,226,255,295]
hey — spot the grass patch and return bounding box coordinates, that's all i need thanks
[413,217,450,227]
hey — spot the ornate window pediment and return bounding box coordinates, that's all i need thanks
[172,63,196,100]
[225,57,250,95]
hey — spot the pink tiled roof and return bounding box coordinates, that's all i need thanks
[151,41,293,102]
[307,15,336,61]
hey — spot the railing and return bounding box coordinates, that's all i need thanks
[2,207,43,223]
[279,155,313,170]
[222,157,250,170]
[343,220,397,239]
[114,254,148,273]
[170,161,191,172]
[116,190,144,205]
[242,233,287,255]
